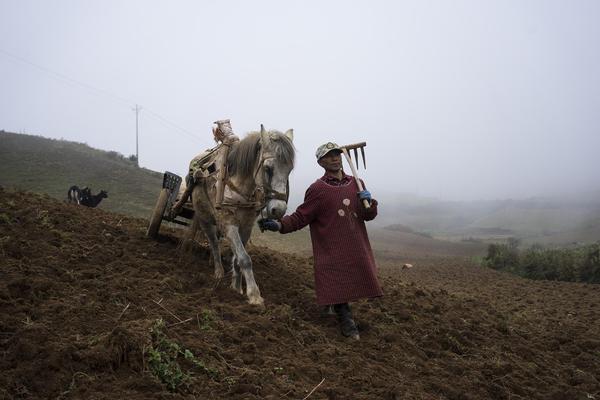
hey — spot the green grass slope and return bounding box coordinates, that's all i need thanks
[0,131,162,218]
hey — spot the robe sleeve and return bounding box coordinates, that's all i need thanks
[360,198,378,221]
[279,183,321,233]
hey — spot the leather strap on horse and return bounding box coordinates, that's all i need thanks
[221,179,288,211]
[220,178,263,209]
[264,189,287,201]
[215,142,233,208]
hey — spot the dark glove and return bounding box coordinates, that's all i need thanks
[257,218,281,232]
[358,190,372,204]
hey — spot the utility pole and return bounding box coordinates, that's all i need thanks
[133,104,141,167]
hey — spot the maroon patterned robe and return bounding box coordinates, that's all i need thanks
[279,173,383,305]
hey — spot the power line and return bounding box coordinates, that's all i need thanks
[0,48,202,143]
[143,108,203,142]
[0,48,132,105]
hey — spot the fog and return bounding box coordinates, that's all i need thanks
[1,1,599,209]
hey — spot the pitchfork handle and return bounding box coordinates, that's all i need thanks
[341,148,371,209]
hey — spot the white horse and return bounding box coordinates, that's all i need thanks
[188,125,295,305]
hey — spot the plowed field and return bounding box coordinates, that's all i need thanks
[1,188,599,399]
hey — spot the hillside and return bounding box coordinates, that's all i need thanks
[0,130,162,218]
[1,188,599,399]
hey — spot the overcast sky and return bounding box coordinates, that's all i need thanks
[1,0,599,206]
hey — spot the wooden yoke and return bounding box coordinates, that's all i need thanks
[340,142,370,209]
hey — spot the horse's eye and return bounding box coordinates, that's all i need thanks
[265,166,273,180]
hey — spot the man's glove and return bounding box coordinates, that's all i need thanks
[257,218,281,232]
[358,190,372,204]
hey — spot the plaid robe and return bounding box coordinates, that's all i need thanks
[279,173,383,305]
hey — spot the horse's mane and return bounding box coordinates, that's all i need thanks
[227,131,295,179]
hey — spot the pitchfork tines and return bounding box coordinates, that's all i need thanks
[341,142,366,170]
[339,141,369,209]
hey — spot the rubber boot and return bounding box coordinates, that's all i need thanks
[321,305,335,317]
[333,303,360,340]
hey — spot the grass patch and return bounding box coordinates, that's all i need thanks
[197,309,216,331]
[147,319,217,392]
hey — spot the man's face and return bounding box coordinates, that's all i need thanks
[318,151,342,172]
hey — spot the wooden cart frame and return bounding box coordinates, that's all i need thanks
[146,171,194,238]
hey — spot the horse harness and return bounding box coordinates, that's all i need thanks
[221,153,289,211]
[189,138,288,212]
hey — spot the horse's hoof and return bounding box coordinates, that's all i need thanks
[230,284,243,295]
[248,296,265,307]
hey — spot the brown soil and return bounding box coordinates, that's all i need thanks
[1,188,599,399]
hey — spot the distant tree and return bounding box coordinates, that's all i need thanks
[107,150,127,161]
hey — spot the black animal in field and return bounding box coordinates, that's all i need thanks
[67,186,108,208]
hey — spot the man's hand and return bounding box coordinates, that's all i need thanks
[257,218,281,232]
[358,190,372,204]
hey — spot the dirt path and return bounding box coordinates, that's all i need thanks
[1,188,598,399]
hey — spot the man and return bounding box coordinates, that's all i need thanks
[170,119,239,216]
[258,142,382,340]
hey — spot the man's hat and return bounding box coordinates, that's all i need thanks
[315,142,342,160]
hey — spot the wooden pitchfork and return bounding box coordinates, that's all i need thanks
[340,142,370,209]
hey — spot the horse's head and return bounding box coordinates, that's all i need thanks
[258,124,295,219]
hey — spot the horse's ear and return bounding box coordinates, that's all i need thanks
[260,124,269,143]
[284,129,294,142]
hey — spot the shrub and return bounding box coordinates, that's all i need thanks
[521,247,578,281]
[484,238,520,272]
[483,241,600,284]
[579,244,600,283]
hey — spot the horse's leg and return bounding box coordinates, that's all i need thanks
[200,221,224,279]
[225,225,263,306]
[181,212,199,253]
[188,215,223,279]
[231,218,255,294]
[184,217,223,279]
[230,254,243,294]
[238,219,254,247]
[190,184,224,279]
